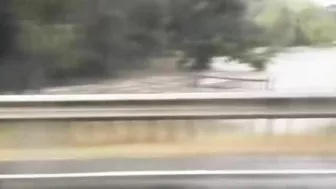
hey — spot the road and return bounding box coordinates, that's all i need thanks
[3,156,336,174]
[1,156,336,188]
[1,173,336,189]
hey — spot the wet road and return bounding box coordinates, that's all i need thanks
[1,174,336,189]
[1,156,336,189]
[2,156,336,174]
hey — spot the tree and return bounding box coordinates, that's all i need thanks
[255,0,336,46]
[0,0,18,61]
[12,0,79,24]
[81,0,167,77]
[164,0,263,71]
[10,0,84,87]
[297,6,336,45]
[83,13,124,76]
[255,2,297,47]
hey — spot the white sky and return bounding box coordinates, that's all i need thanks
[311,0,335,6]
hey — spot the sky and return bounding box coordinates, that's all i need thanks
[311,0,335,6]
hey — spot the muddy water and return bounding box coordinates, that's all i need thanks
[213,47,336,135]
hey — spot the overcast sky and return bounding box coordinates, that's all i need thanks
[311,0,335,6]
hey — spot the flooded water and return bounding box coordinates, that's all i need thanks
[212,46,336,134]
[268,47,336,92]
[264,47,336,134]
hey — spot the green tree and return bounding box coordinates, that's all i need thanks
[12,0,79,24]
[297,6,336,45]
[9,0,82,89]
[0,0,18,60]
[82,0,166,77]
[165,0,265,70]
[255,0,336,46]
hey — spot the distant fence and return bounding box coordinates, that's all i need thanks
[194,71,271,90]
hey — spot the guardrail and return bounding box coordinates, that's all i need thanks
[0,92,335,120]
[1,170,336,180]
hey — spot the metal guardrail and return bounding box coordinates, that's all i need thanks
[1,170,336,180]
[4,170,336,180]
[0,92,336,120]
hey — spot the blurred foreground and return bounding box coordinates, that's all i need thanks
[2,170,336,189]
[0,120,335,161]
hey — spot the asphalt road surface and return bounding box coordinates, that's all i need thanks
[2,174,336,189]
[2,156,336,174]
[1,156,336,188]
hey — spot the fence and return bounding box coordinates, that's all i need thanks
[196,71,270,90]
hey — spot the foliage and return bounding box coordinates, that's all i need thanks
[164,0,265,70]
[0,0,18,60]
[255,0,336,46]
[12,0,79,24]
[297,6,336,44]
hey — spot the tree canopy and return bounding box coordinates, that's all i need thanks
[255,0,336,46]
